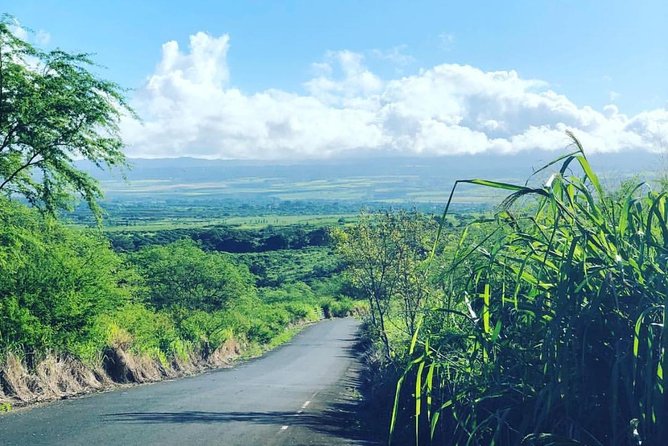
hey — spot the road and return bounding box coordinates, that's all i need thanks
[0,318,376,446]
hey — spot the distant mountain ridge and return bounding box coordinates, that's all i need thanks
[81,150,664,180]
[76,150,666,205]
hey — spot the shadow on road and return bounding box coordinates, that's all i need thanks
[103,400,377,444]
[104,410,308,424]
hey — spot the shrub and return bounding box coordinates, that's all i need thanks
[0,199,132,358]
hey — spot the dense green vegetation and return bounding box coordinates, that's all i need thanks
[236,247,342,287]
[0,198,131,359]
[105,223,331,252]
[0,197,338,367]
[340,139,667,445]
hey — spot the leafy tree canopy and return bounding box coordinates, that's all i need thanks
[130,239,255,311]
[0,16,133,218]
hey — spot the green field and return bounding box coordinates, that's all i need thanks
[99,213,357,232]
[95,174,508,206]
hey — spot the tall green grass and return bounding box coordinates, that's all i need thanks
[393,135,667,445]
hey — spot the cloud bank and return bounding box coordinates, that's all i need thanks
[122,32,668,159]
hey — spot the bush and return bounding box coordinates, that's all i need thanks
[0,199,132,358]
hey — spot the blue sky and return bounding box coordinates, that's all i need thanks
[5,1,668,158]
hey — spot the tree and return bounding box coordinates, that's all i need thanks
[0,16,133,218]
[333,211,435,359]
[130,239,254,311]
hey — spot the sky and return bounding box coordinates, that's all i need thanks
[4,0,668,159]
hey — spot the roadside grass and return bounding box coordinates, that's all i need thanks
[390,135,667,445]
[240,325,307,359]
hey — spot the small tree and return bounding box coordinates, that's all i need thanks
[0,16,133,217]
[393,215,434,336]
[333,211,434,359]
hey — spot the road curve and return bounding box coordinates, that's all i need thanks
[0,318,376,446]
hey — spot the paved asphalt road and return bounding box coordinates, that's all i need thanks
[0,318,376,446]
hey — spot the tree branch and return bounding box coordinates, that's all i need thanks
[0,152,42,191]
[0,120,19,152]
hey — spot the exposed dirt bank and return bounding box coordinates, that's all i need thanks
[0,336,243,410]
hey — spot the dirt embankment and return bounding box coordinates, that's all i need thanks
[0,338,242,409]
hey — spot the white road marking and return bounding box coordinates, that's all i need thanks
[277,400,311,434]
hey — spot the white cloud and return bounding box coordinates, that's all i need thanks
[8,19,50,46]
[371,45,415,67]
[35,30,51,45]
[121,32,668,159]
[305,50,383,104]
[438,32,455,51]
[8,18,29,41]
